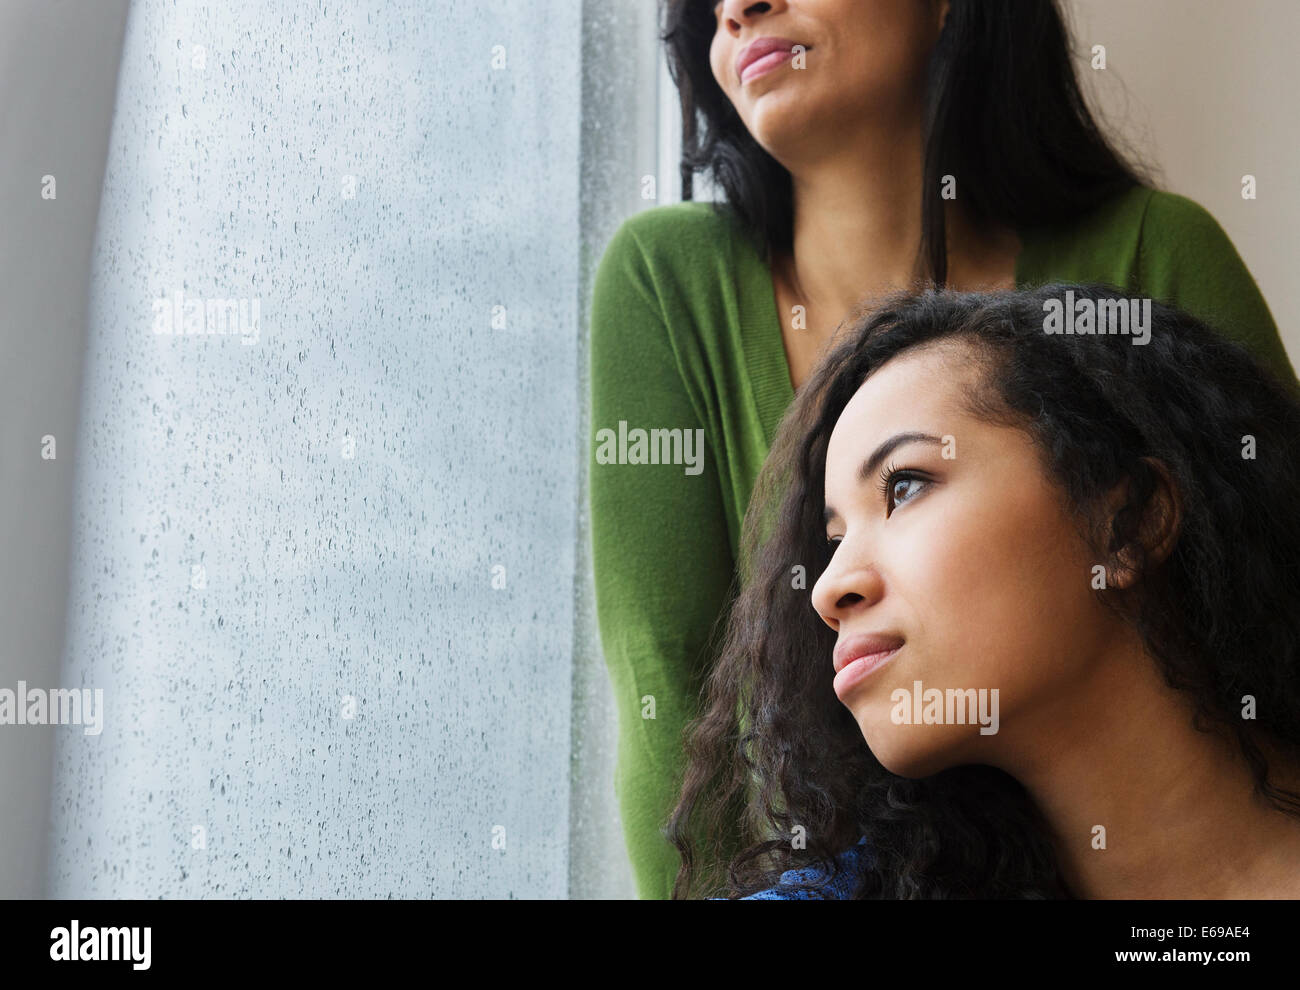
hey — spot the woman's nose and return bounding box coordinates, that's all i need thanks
[719,0,781,30]
[811,550,886,629]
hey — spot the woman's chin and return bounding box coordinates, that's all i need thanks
[860,723,962,780]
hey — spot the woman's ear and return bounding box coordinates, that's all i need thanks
[1107,457,1183,590]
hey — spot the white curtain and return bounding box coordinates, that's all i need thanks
[45,0,650,898]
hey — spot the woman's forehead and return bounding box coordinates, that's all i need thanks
[840,340,982,424]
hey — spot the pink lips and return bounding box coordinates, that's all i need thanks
[735,36,806,84]
[832,633,906,675]
[831,633,904,701]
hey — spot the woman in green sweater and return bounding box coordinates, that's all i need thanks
[588,0,1296,898]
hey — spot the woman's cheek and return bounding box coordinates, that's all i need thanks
[891,479,1068,689]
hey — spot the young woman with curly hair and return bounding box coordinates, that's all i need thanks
[667,284,1300,898]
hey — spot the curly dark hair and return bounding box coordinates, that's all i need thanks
[661,0,1153,282]
[665,284,1300,898]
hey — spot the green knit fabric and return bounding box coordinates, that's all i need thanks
[587,184,1296,899]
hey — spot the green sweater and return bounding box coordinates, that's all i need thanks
[587,185,1296,900]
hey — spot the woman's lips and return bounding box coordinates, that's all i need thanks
[833,633,906,673]
[740,48,794,83]
[735,37,809,84]
[832,645,902,700]
[831,632,905,701]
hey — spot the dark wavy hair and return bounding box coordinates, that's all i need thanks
[666,284,1300,898]
[661,0,1154,282]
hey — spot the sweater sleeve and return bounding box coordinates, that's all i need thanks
[1137,192,1297,387]
[588,217,742,899]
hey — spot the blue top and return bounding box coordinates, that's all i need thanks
[712,837,871,900]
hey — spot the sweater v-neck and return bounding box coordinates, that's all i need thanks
[732,223,1040,447]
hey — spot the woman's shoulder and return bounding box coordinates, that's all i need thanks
[1021,186,1243,289]
[599,200,747,268]
[720,837,871,900]
[1022,184,1294,384]
[1046,184,1238,256]
[1110,186,1242,250]
[592,201,760,342]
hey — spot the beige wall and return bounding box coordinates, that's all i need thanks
[1067,0,1299,365]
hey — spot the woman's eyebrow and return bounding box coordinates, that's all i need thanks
[823,432,945,524]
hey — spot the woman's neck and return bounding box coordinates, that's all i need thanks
[988,633,1300,898]
[777,117,1020,328]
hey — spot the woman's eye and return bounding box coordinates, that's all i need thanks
[824,469,929,547]
[878,466,928,516]
[890,476,924,508]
